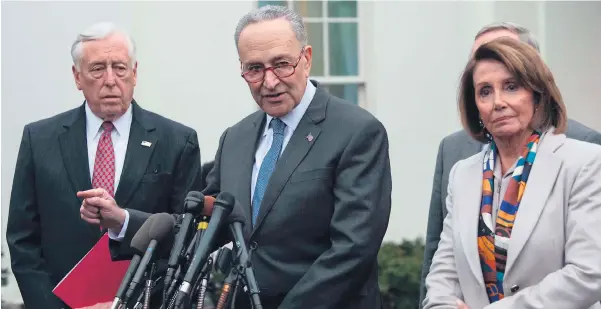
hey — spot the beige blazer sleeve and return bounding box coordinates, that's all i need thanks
[423,162,463,309]
[485,150,601,309]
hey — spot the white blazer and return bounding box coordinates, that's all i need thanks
[423,128,601,309]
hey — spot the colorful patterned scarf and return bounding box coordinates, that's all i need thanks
[477,131,541,303]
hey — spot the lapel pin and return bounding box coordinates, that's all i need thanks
[141,141,152,147]
[306,133,314,142]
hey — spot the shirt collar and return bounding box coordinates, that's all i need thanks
[85,101,133,140]
[263,79,316,136]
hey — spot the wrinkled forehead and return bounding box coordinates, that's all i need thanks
[81,34,132,64]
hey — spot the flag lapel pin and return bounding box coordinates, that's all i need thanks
[306,133,314,142]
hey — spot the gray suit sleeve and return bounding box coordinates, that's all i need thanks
[419,138,446,308]
[583,130,601,146]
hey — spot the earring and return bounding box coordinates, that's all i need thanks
[480,118,492,142]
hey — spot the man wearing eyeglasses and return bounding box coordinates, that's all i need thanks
[202,5,392,309]
[6,22,201,309]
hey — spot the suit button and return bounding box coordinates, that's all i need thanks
[510,285,519,293]
[250,241,258,250]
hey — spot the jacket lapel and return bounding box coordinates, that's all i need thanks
[58,104,93,202]
[113,103,158,207]
[237,112,265,236]
[457,153,487,287]
[251,84,328,234]
[505,130,564,275]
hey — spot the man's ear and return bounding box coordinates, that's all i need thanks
[302,45,313,79]
[72,65,82,90]
[132,61,138,86]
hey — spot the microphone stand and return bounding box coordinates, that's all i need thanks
[216,266,239,309]
[132,276,162,309]
[164,215,209,308]
[233,242,262,309]
[194,257,213,309]
[143,262,156,309]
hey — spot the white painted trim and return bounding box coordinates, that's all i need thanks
[303,17,359,23]
[537,1,547,60]
[309,76,364,84]
[322,0,331,77]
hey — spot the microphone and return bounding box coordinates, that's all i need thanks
[175,192,234,308]
[110,218,156,309]
[123,213,176,305]
[164,195,216,304]
[202,195,216,217]
[226,194,262,309]
[164,192,206,295]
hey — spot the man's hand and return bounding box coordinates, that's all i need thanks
[78,188,126,231]
[456,299,470,309]
[76,302,112,309]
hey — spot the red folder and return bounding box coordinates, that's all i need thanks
[53,233,131,308]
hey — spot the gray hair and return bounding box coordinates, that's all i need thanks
[71,21,136,71]
[234,5,308,49]
[475,21,540,52]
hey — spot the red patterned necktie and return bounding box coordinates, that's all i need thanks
[92,121,115,197]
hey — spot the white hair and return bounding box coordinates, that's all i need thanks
[476,21,540,52]
[71,21,136,71]
[234,5,308,50]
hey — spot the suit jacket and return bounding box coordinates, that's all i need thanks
[6,102,202,309]
[203,80,392,309]
[423,128,601,309]
[419,119,601,306]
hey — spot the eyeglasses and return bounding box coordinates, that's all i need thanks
[241,48,305,83]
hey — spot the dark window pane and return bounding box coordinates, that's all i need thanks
[327,0,357,17]
[328,23,358,76]
[327,84,358,105]
[258,1,287,7]
[305,22,325,76]
[294,0,323,17]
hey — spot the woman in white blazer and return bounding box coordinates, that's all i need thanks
[423,37,601,309]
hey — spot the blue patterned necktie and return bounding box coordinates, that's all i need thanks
[252,118,286,226]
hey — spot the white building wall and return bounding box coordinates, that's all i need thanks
[1,1,599,303]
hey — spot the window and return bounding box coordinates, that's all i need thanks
[258,0,364,106]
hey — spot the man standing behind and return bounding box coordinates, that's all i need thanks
[203,5,391,309]
[419,21,601,308]
[6,22,201,309]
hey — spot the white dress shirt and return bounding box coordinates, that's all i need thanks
[251,79,316,200]
[85,103,132,241]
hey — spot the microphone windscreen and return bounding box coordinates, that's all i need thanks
[215,192,236,213]
[131,215,158,252]
[227,206,246,226]
[148,213,176,241]
[202,196,216,216]
[186,191,204,200]
[184,191,205,215]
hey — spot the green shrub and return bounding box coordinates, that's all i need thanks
[378,238,425,309]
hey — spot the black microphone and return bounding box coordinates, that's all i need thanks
[225,194,262,309]
[164,191,205,296]
[175,192,235,308]
[123,213,176,305]
[110,219,155,309]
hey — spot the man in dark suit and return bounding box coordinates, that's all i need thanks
[200,160,215,190]
[418,22,601,308]
[203,5,391,309]
[6,22,201,309]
